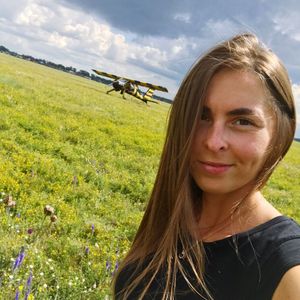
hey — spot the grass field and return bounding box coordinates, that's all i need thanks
[0,53,299,299]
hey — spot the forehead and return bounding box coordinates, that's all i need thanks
[205,69,270,112]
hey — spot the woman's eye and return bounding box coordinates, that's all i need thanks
[200,113,211,122]
[234,119,253,126]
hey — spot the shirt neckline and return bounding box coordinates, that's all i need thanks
[202,215,290,247]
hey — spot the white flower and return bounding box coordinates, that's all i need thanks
[43,283,47,288]
[40,272,44,276]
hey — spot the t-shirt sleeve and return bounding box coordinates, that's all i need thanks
[258,237,300,299]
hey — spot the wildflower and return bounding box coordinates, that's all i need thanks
[85,246,89,255]
[27,228,33,235]
[115,261,119,272]
[72,175,79,186]
[16,212,21,218]
[24,271,33,300]
[7,200,16,208]
[44,205,55,216]
[43,283,47,288]
[4,195,13,204]
[91,224,95,234]
[3,195,16,208]
[15,288,19,300]
[105,260,111,272]
[111,261,119,277]
[13,247,25,271]
[50,215,58,222]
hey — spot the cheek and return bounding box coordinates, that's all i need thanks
[238,137,270,166]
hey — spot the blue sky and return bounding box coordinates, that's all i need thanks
[0,0,299,137]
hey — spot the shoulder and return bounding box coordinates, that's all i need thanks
[248,216,300,258]
[237,216,300,299]
[252,216,300,272]
[272,265,300,300]
[244,216,300,299]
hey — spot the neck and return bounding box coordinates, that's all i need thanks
[200,187,257,225]
[197,189,279,242]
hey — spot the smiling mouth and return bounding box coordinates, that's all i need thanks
[198,161,233,174]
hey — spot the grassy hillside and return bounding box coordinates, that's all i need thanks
[0,53,299,299]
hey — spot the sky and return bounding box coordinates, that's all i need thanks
[0,0,300,138]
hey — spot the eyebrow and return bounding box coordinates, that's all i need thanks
[203,106,257,116]
[226,107,257,116]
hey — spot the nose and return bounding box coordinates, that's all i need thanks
[203,123,228,152]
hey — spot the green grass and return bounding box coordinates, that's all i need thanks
[0,52,299,299]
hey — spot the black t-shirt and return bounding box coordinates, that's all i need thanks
[115,216,300,299]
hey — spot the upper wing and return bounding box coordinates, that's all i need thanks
[127,79,168,93]
[92,69,120,80]
[92,69,168,93]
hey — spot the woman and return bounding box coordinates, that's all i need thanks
[114,33,300,299]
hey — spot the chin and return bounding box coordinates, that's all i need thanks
[197,179,254,197]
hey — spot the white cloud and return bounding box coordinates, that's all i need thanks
[16,2,54,26]
[273,11,300,42]
[48,32,69,48]
[204,18,241,38]
[173,13,191,24]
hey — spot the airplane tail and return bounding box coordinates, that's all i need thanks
[144,88,154,98]
[143,88,159,104]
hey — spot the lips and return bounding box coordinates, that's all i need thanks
[198,161,233,175]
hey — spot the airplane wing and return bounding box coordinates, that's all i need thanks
[92,69,168,93]
[92,69,120,80]
[127,79,168,93]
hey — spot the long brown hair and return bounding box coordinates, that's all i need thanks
[113,33,296,299]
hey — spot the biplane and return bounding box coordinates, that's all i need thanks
[92,69,168,104]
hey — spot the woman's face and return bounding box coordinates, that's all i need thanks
[190,69,275,196]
